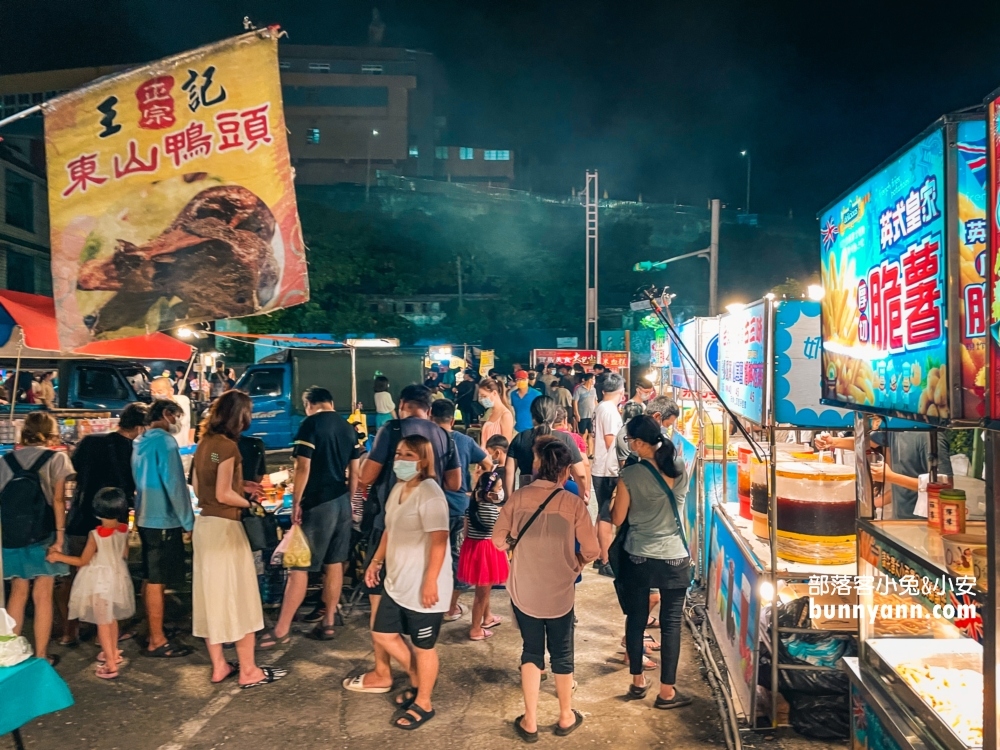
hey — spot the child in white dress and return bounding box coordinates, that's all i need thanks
[48,488,135,679]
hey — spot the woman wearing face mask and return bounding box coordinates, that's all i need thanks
[477,377,514,449]
[364,435,452,730]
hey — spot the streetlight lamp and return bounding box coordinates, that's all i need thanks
[740,150,751,214]
[366,128,379,202]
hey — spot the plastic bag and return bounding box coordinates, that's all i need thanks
[270,524,311,569]
[788,695,850,740]
[0,608,32,667]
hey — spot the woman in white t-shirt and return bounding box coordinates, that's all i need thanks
[363,434,452,731]
[373,375,397,429]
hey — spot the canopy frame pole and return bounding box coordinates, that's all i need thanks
[350,346,357,412]
[9,330,23,421]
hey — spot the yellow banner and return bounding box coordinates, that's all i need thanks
[44,30,308,349]
[479,350,495,378]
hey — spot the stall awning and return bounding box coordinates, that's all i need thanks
[0,291,194,361]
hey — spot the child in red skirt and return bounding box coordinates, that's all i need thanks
[458,435,510,641]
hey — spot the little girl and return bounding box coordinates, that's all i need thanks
[373,376,396,429]
[457,435,511,641]
[48,487,135,679]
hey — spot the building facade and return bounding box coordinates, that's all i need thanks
[0,126,51,295]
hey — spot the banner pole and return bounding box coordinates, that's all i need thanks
[0,105,42,130]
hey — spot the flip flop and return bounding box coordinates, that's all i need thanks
[97,652,128,668]
[481,616,503,629]
[513,715,538,744]
[95,663,119,680]
[211,661,240,684]
[394,704,435,730]
[443,604,466,622]
[145,641,192,658]
[554,709,584,737]
[240,666,288,690]
[646,617,659,629]
[342,674,392,694]
[654,690,693,710]
[469,628,494,641]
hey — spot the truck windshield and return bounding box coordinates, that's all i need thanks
[121,367,150,398]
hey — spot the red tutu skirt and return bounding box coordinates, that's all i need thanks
[457,537,509,587]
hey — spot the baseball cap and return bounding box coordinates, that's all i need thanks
[515,369,529,380]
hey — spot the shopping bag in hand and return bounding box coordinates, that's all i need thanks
[271,524,311,569]
[0,608,31,667]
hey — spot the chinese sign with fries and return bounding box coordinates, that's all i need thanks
[43,30,308,349]
[820,128,949,420]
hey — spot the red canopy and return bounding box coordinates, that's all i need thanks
[0,291,194,361]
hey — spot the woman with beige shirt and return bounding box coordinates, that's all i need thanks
[493,437,599,743]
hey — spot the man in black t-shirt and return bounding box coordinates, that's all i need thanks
[262,387,360,646]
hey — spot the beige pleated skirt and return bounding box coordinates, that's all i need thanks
[192,515,264,645]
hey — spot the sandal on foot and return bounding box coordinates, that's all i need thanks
[394,704,435,730]
[443,604,465,622]
[654,690,693,709]
[627,682,649,700]
[393,687,418,711]
[513,715,538,743]
[308,624,336,641]
[256,627,292,650]
[342,674,392,694]
[646,617,659,629]
[95,663,118,680]
[621,635,658,655]
[481,616,503,629]
[469,628,494,641]
[145,641,192,658]
[46,654,61,668]
[117,630,136,643]
[240,666,288,690]
[211,662,239,684]
[58,637,79,648]
[554,710,584,737]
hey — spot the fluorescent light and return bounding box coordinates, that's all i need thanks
[725,302,746,314]
[429,346,452,361]
[346,338,399,348]
[176,327,194,339]
[807,284,825,301]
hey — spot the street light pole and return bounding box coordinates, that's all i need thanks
[740,150,751,214]
[366,129,379,202]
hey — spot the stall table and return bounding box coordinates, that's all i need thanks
[0,657,74,748]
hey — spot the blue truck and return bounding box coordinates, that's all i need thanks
[0,359,154,414]
[237,347,426,449]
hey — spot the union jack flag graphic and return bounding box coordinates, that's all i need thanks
[957,138,987,188]
[821,217,839,250]
[949,590,983,642]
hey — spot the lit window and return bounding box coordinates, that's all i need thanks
[435,147,448,160]
[279,61,291,70]
[308,62,330,73]
[409,145,419,158]
[459,147,474,160]
[306,128,320,144]
[361,64,384,74]
[484,150,511,161]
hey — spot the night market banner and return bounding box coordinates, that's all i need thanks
[718,301,766,425]
[43,29,308,349]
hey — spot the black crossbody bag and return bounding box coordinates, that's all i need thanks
[505,488,561,557]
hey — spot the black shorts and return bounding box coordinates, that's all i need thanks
[593,476,618,523]
[372,592,444,649]
[577,418,593,435]
[138,526,186,587]
[297,495,352,572]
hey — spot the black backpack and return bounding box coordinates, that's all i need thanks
[0,451,55,548]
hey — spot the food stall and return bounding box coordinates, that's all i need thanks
[816,111,992,750]
[530,348,631,375]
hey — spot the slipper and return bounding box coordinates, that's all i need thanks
[554,709,584,737]
[256,627,292,650]
[342,674,392,694]
[627,682,649,700]
[621,636,658,655]
[394,704,435,730]
[308,624,337,641]
[443,604,466,622]
[211,661,239,684]
[97,652,128,668]
[481,616,503,629]
[654,690,693,710]
[513,715,538,743]
[469,628,494,641]
[393,687,418,712]
[145,641,192,658]
[240,666,288,690]
[95,663,118,680]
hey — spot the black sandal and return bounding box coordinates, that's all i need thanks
[627,682,649,700]
[145,641,192,658]
[394,703,435,730]
[654,690,692,709]
[513,715,538,743]
[240,666,288,690]
[393,687,418,712]
[256,627,292,650]
[308,624,337,641]
[554,709,584,736]
[646,617,660,629]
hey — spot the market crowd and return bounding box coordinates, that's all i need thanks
[1,358,945,737]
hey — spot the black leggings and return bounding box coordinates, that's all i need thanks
[512,603,575,674]
[619,555,689,685]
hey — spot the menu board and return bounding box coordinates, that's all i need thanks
[820,128,949,421]
[670,317,720,395]
[718,302,767,424]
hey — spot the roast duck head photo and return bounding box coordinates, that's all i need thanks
[75,178,281,336]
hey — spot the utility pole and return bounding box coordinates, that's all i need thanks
[584,170,599,349]
[456,256,464,311]
[741,150,751,214]
[366,129,379,203]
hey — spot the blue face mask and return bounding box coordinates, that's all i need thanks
[479,397,494,409]
[393,460,419,481]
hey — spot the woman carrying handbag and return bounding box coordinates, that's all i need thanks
[611,415,692,709]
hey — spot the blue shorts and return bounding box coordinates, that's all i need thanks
[2,535,69,580]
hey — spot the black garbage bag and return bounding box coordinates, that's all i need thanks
[788,695,850,740]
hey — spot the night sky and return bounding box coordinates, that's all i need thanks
[3,0,1000,217]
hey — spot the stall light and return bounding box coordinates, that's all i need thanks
[807,284,825,301]
[646,368,660,383]
[346,338,400,348]
[759,580,775,602]
[177,326,194,339]
[725,302,746,314]
[764,293,775,301]
[429,346,453,361]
